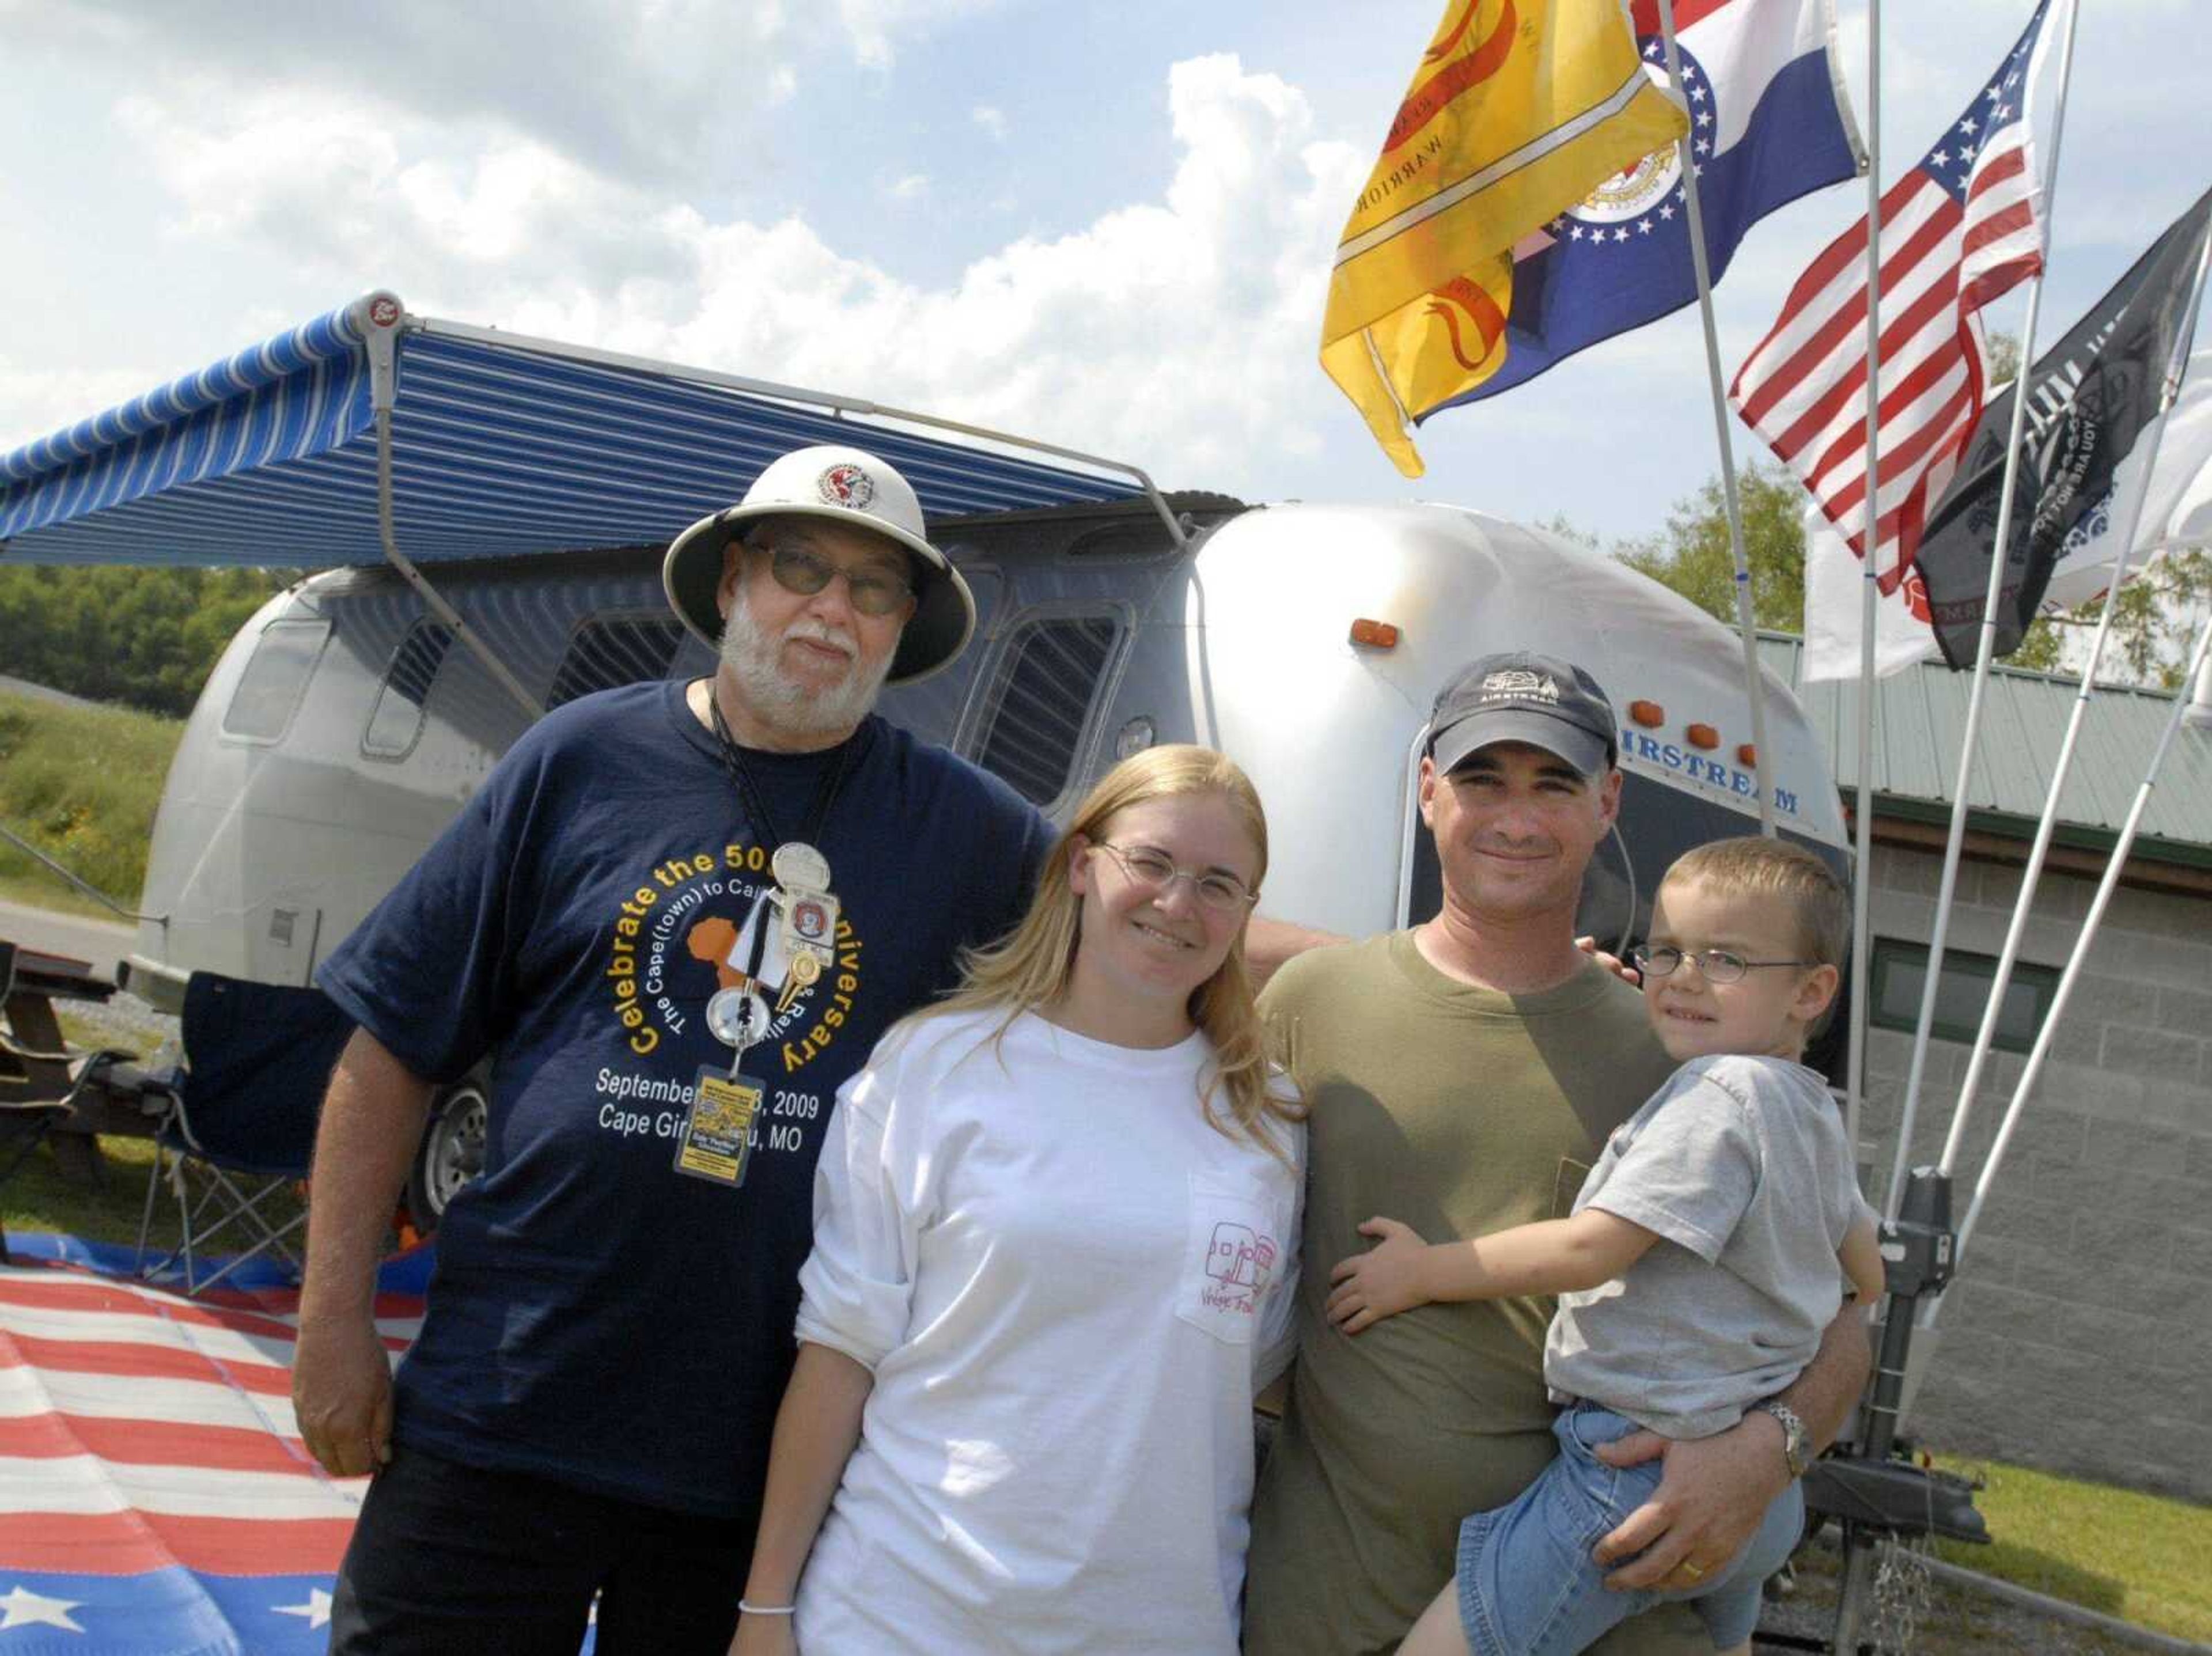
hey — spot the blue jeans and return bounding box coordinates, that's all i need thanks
[1454,1404,1803,1655]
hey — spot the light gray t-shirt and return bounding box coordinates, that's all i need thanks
[1544,1053,1874,1439]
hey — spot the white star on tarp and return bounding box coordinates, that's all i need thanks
[273,1587,334,1629]
[0,1585,85,1631]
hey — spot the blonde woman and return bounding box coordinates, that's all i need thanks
[730,746,1302,1655]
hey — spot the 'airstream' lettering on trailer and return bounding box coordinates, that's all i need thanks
[1620,729,1800,818]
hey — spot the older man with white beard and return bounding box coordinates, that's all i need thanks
[296,446,1058,1655]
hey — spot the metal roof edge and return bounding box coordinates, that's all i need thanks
[1839,787,2212,871]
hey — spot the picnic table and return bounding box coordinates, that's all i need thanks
[1,937,169,1189]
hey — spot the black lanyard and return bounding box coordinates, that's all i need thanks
[706,689,864,982]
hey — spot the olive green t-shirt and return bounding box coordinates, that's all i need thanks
[1243,931,1706,1656]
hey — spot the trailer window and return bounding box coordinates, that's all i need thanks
[548,617,686,710]
[1869,939,2059,1053]
[222,619,330,743]
[363,621,456,759]
[973,613,1122,806]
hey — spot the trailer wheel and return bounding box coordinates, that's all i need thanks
[406,1081,487,1237]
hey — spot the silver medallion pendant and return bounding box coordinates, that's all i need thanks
[706,986,772,1074]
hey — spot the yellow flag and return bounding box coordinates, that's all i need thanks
[1323,0,1688,475]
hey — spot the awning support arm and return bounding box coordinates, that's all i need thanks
[358,298,544,721]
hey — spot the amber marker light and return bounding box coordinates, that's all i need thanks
[1686,723,1721,750]
[1737,743,1758,766]
[1349,618,1400,649]
[1628,700,1665,727]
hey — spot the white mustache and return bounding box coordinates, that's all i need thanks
[785,617,858,658]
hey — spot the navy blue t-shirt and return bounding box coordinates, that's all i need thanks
[317,679,1051,1514]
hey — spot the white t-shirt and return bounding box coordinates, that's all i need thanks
[791,1008,1303,1655]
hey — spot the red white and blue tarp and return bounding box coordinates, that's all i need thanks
[0,1236,429,1655]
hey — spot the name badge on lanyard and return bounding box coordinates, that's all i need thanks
[677,987,771,1186]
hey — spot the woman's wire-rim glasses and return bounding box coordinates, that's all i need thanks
[1092,841,1258,914]
[1627,944,1817,985]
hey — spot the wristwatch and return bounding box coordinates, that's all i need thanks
[1751,1400,1810,1478]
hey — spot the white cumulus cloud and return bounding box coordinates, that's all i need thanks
[51,51,1367,497]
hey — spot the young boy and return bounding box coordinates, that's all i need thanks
[1328,837,1885,1656]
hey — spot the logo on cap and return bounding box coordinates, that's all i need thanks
[1480,669,1560,703]
[817,463,876,511]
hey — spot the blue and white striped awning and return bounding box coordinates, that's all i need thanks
[0,293,1139,566]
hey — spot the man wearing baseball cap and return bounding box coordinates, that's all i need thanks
[297,444,1056,1651]
[1243,652,1870,1656]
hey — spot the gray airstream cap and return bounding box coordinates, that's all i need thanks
[1428,651,1619,779]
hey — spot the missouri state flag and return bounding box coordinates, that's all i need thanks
[1322,0,1689,475]
[1425,0,1862,414]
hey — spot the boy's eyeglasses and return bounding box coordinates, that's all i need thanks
[752,539,915,616]
[1628,944,1816,985]
[1093,842,1258,914]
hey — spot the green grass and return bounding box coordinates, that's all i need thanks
[0,689,181,915]
[0,871,139,923]
[3,1128,308,1263]
[5,1002,308,1261]
[1,1132,164,1250]
[1933,1451,2212,1644]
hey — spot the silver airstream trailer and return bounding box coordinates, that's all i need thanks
[2,294,1848,1226]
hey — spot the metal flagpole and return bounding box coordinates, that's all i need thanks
[1844,0,1883,1166]
[1888,0,2083,1218]
[1935,222,2212,1184]
[1658,0,1776,838]
[1830,13,1887,1644]
[1935,603,2212,1298]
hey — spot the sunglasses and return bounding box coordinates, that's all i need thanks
[752,539,915,617]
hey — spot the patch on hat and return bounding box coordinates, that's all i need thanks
[817,463,876,510]
[1479,669,1560,704]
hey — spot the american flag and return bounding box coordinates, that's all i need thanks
[0,1238,425,1653]
[1730,0,2066,581]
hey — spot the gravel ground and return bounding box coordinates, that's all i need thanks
[52,989,179,1063]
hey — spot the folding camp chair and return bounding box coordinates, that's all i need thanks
[135,971,354,1295]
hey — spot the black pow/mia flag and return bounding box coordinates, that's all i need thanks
[1915,183,2212,668]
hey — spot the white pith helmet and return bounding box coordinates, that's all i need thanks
[662,444,978,686]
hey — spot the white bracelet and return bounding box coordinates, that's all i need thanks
[740,1599,797,1616]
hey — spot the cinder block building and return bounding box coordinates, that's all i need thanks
[1789,647,2212,1503]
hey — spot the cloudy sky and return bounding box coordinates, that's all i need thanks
[0,0,2201,548]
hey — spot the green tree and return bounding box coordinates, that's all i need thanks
[1615,464,1809,632]
[2006,550,2211,688]
[0,565,290,716]
[1603,325,2205,688]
